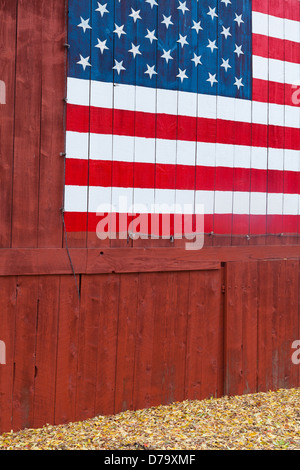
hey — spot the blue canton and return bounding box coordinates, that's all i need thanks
[68,0,252,99]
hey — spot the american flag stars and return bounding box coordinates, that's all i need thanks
[72,0,251,99]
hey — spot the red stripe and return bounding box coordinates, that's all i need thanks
[66,104,300,151]
[63,211,299,235]
[253,34,300,64]
[252,0,300,22]
[65,159,300,195]
[252,78,300,107]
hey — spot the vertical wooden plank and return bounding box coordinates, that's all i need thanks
[174,2,197,250]
[75,274,100,421]
[224,263,243,396]
[225,262,258,396]
[281,261,299,389]
[215,0,234,246]
[76,273,120,420]
[242,263,258,394]
[266,0,285,241]
[231,0,252,245]
[12,276,39,431]
[193,0,212,246]
[185,269,222,400]
[131,271,189,409]
[32,276,60,429]
[150,0,178,248]
[275,261,287,390]
[132,273,156,410]
[87,0,114,248]
[0,277,17,434]
[11,0,43,248]
[64,0,91,247]
[250,2,268,245]
[114,273,139,414]
[283,0,299,244]
[133,0,157,248]
[257,261,271,392]
[150,272,174,407]
[112,1,136,249]
[198,1,217,245]
[55,275,80,426]
[164,271,190,404]
[0,0,17,248]
[38,1,66,247]
[257,260,284,392]
[94,274,120,416]
[106,2,134,249]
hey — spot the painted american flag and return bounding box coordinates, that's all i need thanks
[64,0,300,238]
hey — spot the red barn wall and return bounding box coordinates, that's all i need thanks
[0,0,299,434]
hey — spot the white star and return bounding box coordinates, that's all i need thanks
[234,44,244,58]
[128,43,142,58]
[177,34,189,48]
[145,64,157,79]
[207,73,218,87]
[177,1,189,15]
[114,24,126,39]
[77,17,92,33]
[161,49,174,63]
[191,53,202,67]
[129,8,142,22]
[207,6,218,20]
[177,68,188,83]
[192,20,203,34]
[162,15,174,29]
[234,13,244,27]
[113,59,126,75]
[221,0,231,6]
[146,0,158,8]
[95,2,109,17]
[95,38,109,54]
[207,39,218,53]
[77,55,91,71]
[145,29,158,43]
[220,58,231,72]
[234,77,244,90]
[221,26,232,39]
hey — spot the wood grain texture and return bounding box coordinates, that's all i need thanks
[38,1,65,247]
[0,0,17,248]
[54,275,80,425]
[3,245,300,276]
[0,276,17,432]
[11,0,43,248]
[11,276,39,431]
[32,276,60,429]
[0,260,299,434]
[185,270,223,400]
[224,262,258,396]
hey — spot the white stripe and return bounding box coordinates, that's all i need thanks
[67,78,300,128]
[253,55,300,85]
[64,186,300,215]
[66,132,300,172]
[67,77,90,106]
[252,11,300,43]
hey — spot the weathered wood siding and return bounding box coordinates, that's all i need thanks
[0,0,299,435]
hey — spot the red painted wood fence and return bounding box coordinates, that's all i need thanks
[0,0,299,434]
[0,258,299,433]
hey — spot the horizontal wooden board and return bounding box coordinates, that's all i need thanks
[2,245,300,275]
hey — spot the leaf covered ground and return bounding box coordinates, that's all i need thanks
[0,388,300,450]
